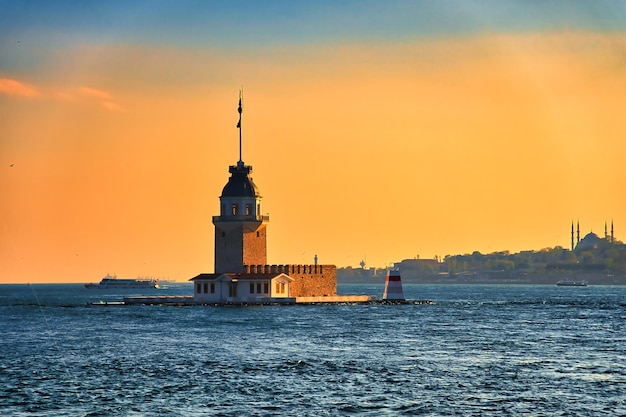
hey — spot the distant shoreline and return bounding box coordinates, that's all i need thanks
[338,273,626,286]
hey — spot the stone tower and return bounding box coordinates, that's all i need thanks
[212,92,269,273]
[213,162,269,273]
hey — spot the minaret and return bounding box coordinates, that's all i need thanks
[611,220,615,243]
[577,220,580,246]
[212,92,269,273]
[571,222,575,251]
[605,221,608,239]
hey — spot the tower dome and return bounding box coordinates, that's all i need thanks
[220,163,261,198]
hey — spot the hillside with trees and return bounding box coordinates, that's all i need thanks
[338,238,626,285]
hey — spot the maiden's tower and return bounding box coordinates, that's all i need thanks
[190,94,346,304]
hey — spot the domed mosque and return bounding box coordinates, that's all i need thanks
[571,220,615,251]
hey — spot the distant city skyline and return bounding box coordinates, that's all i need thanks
[1,1,625,282]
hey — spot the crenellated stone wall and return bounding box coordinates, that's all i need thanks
[244,264,337,297]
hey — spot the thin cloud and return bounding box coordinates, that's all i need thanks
[100,100,124,112]
[0,78,40,97]
[78,86,123,112]
[0,80,123,111]
[79,86,112,99]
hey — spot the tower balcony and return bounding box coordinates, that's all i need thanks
[213,214,270,223]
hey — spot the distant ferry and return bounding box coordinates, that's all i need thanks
[556,279,588,287]
[85,275,160,289]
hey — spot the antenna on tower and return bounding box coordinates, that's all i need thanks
[236,88,244,166]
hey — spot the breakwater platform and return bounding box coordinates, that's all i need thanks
[119,295,375,306]
[95,295,434,306]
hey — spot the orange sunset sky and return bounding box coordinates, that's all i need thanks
[1,1,625,283]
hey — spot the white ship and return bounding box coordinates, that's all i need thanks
[85,275,160,289]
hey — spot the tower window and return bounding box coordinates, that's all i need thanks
[245,204,252,216]
[256,231,260,237]
[231,204,239,215]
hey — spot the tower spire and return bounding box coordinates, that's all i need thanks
[571,221,575,251]
[237,89,243,166]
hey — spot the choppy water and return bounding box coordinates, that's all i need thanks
[1,283,625,416]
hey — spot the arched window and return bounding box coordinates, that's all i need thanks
[231,204,238,216]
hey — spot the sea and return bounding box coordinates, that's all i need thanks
[1,282,625,416]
